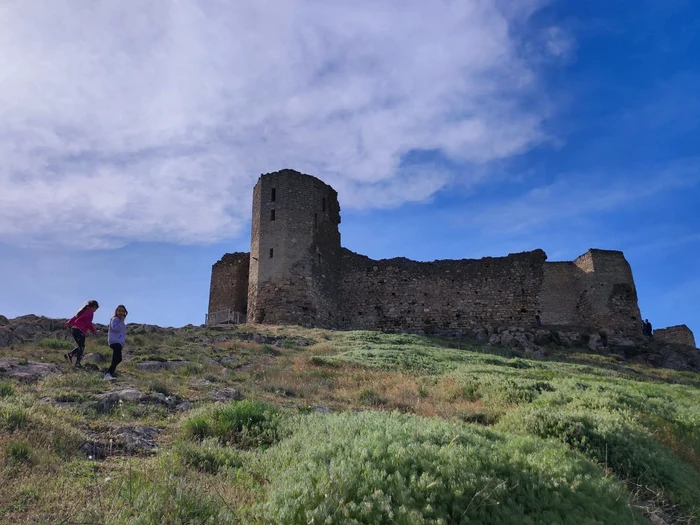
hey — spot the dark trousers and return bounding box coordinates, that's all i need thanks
[68,328,86,362]
[108,343,123,375]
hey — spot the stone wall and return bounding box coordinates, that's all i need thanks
[654,325,696,348]
[210,170,648,336]
[337,249,546,331]
[536,250,642,335]
[574,249,642,336]
[208,252,250,315]
[246,170,341,327]
[538,262,582,326]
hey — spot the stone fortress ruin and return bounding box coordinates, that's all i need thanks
[209,169,696,346]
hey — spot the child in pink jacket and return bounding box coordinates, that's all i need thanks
[64,300,99,368]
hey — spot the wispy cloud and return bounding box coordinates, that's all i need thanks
[0,0,564,248]
[463,159,700,235]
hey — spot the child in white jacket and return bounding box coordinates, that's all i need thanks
[105,305,128,380]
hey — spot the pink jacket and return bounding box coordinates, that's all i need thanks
[65,309,97,335]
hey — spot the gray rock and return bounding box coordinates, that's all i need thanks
[555,331,585,348]
[661,350,690,371]
[0,329,13,347]
[209,388,244,402]
[112,388,145,402]
[176,401,194,412]
[608,336,637,347]
[0,358,61,382]
[587,333,606,352]
[487,334,501,346]
[0,315,9,326]
[146,392,178,406]
[83,352,107,364]
[110,424,159,453]
[80,441,106,459]
[534,329,554,346]
[135,360,191,372]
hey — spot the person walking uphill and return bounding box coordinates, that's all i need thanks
[64,300,99,368]
[105,305,127,381]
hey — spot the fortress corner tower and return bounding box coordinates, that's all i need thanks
[247,169,341,327]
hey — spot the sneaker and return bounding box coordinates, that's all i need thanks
[104,373,116,381]
[64,353,73,364]
[74,362,83,369]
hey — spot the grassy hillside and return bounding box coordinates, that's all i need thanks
[1,324,699,524]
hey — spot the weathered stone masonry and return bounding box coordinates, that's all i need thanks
[208,169,693,341]
[654,325,696,347]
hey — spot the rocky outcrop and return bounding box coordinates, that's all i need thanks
[0,314,178,349]
[0,357,61,382]
[480,325,699,372]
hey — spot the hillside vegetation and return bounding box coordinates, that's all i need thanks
[1,322,699,524]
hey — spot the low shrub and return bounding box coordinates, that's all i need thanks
[174,439,242,474]
[358,389,386,406]
[258,411,640,524]
[183,400,283,448]
[39,338,73,350]
[309,355,339,367]
[1,405,29,431]
[0,380,15,398]
[6,439,33,464]
[498,407,700,519]
[149,381,170,396]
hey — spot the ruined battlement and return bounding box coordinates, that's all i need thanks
[654,325,697,348]
[208,170,655,336]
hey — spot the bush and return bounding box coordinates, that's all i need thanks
[183,400,283,448]
[174,439,242,474]
[6,440,33,464]
[0,380,15,398]
[258,411,640,524]
[498,407,700,518]
[358,389,386,406]
[309,355,339,367]
[39,338,73,350]
[149,381,170,396]
[1,405,28,431]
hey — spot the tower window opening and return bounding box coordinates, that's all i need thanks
[322,197,326,212]
[270,209,275,221]
[269,248,274,258]
[271,188,276,202]
[318,253,322,264]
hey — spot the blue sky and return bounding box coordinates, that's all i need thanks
[0,1,698,338]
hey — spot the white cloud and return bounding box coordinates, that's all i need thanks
[0,0,559,248]
[463,159,700,235]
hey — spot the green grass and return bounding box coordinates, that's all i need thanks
[2,324,700,523]
[38,338,73,350]
[0,380,15,398]
[183,400,284,448]
[5,440,33,465]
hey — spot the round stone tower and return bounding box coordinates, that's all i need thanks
[247,169,341,327]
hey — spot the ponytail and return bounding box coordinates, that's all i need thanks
[75,300,99,317]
